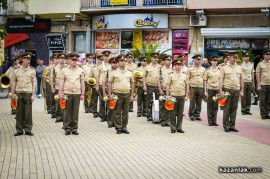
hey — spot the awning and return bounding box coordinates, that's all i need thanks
[201,28,270,38]
[4,33,29,47]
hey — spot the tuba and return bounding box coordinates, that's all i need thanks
[86,78,96,107]
[0,74,11,89]
[133,70,143,98]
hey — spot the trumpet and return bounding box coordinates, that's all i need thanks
[159,95,167,101]
[212,92,230,102]
[159,95,177,102]
[0,74,11,89]
[103,95,109,102]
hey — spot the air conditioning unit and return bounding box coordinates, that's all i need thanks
[190,15,207,27]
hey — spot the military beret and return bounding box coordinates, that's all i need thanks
[109,57,116,63]
[58,53,66,58]
[208,55,219,61]
[85,53,95,58]
[125,52,134,58]
[242,52,250,57]
[172,58,184,65]
[228,51,239,56]
[115,55,125,62]
[162,55,173,61]
[101,50,111,57]
[150,52,160,57]
[262,50,270,55]
[21,52,32,59]
[139,56,148,62]
[192,54,202,59]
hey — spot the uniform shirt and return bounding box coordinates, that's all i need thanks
[144,63,160,86]
[36,65,46,78]
[82,63,95,81]
[187,66,205,88]
[220,64,243,90]
[256,60,270,85]
[160,66,173,90]
[101,68,113,84]
[181,65,188,74]
[51,64,65,89]
[126,62,137,72]
[109,68,134,94]
[60,66,84,94]
[96,62,110,85]
[12,66,36,93]
[203,67,220,90]
[167,72,189,96]
[242,62,254,83]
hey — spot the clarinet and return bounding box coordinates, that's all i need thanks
[159,67,163,91]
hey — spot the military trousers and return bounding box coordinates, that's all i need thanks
[16,93,33,133]
[45,82,51,111]
[207,89,219,125]
[91,88,98,115]
[137,86,146,116]
[84,82,91,111]
[170,96,185,131]
[159,89,169,124]
[146,85,159,118]
[241,82,252,113]
[50,86,56,117]
[114,92,130,130]
[54,89,62,120]
[222,88,240,130]
[63,94,80,132]
[99,85,106,119]
[259,85,270,117]
[188,87,203,118]
[106,101,114,125]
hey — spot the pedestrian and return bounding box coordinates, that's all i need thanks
[166,58,189,133]
[108,54,134,134]
[203,56,220,126]
[256,50,270,120]
[219,51,244,132]
[241,52,254,115]
[58,53,85,135]
[36,59,46,98]
[187,54,205,121]
[201,58,211,69]
[11,52,36,136]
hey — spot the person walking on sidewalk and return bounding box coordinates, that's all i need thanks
[36,59,46,98]
[108,55,134,134]
[219,51,244,132]
[203,56,220,126]
[58,53,85,135]
[166,58,189,133]
[256,50,270,120]
[241,52,254,115]
[11,52,36,136]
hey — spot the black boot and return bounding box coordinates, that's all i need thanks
[252,99,258,105]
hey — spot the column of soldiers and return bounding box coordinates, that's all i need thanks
[8,49,270,137]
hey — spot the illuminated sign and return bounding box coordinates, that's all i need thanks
[95,16,107,29]
[134,15,159,28]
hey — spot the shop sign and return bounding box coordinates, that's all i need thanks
[172,30,189,54]
[134,15,159,28]
[92,14,168,30]
[205,39,249,49]
[110,0,128,5]
[133,30,142,50]
[7,18,51,33]
[45,34,66,51]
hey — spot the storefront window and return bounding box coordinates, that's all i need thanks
[143,30,169,50]
[74,32,86,53]
[121,31,133,49]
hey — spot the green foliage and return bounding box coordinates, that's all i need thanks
[130,42,171,64]
[0,0,8,9]
[0,26,8,39]
[239,48,261,62]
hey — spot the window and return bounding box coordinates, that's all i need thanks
[74,32,86,53]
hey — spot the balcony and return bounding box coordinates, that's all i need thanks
[143,0,183,6]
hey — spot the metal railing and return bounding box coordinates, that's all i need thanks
[81,0,136,8]
[143,0,183,5]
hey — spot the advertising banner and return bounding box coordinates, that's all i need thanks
[143,30,169,49]
[95,31,120,49]
[110,0,128,5]
[172,30,189,54]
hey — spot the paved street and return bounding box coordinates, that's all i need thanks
[0,97,270,179]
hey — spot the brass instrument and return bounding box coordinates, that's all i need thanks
[0,74,11,89]
[133,70,143,98]
[86,78,96,107]
[212,92,230,102]
[159,95,167,101]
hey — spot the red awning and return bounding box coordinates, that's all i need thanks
[4,33,29,47]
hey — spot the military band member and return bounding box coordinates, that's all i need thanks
[11,52,36,136]
[256,50,270,119]
[218,55,229,68]
[203,56,220,126]
[102,57,118,128]
[6,55,22,115]
[177,54,188,74]
[241,52,254,115]
[96,51,111,121]
[108,55,134,134]
[219,51,244,132]
[51,53,65,123]
[158,55,173,127]
[58,53,85,135]
[136,57,148,117]
[187,54,205,121]
[92,55,101,118]
[83,53,96,113]
[125,52,137,112]
[143,52,160,121]
[49,53,59,118]
[166,58,189,133]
